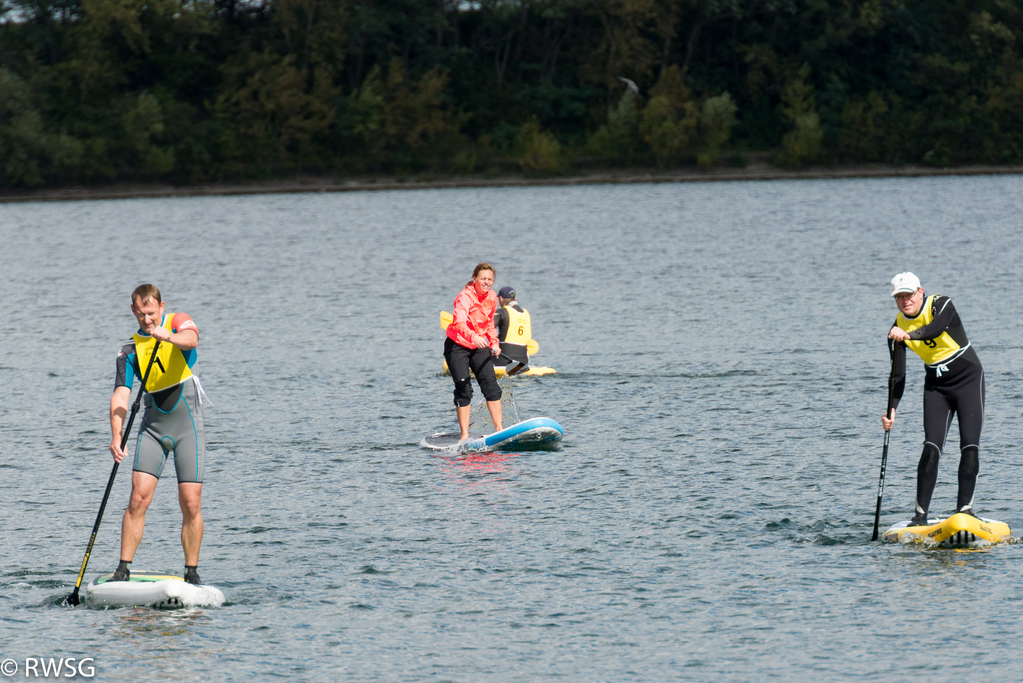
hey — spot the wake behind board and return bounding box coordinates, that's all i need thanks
[86,571,225,609]
[421,417,563,454]
[883,513,1011,548]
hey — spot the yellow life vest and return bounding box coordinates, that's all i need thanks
[132,314,193,392]
[896,295,963,366]
[502,304,531,346]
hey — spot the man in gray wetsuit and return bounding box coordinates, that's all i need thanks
[109,284,206,584]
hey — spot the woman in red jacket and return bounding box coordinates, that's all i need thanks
[445,262,503,440]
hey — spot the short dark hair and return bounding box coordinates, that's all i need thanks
[131,284,162,307]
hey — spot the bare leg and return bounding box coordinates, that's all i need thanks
[457,405,471,440]
[486,400,502,432]
[178,482,203,566]
[121,471,158,562]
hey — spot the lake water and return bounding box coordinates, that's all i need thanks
[2,176,1022,681]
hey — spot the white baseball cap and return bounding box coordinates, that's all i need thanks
[890,272,921,296]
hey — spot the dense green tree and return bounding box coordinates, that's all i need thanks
[0,67,82,186]
[588,85,645,161]
[776,64,822,168]
[516,119,562,172]
[3,0,1023,188]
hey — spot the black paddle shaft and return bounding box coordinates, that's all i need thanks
[871,344,898,541]
[65,340,162,606]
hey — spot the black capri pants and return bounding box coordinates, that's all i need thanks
[444,337,503,407]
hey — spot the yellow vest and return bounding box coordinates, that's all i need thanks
[503,304,531,346]
[896,295,962,366]
[132,314,193,392]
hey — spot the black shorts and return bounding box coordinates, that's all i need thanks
[444,337,502,407]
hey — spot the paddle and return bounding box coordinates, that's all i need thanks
[500,354,529,376]
[871,344,898,541]
[439,311,539,355]
[65,341,162,606]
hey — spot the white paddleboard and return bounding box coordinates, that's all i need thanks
[86,570,225,609]
[421,417,563,453]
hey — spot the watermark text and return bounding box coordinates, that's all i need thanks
[1,658,96,678]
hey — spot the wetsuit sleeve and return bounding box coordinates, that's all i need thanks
[114,341,139,390]
[170,312,198,337]
[906,296,955,341]
[495,307,509,342]
[889,336,906,412]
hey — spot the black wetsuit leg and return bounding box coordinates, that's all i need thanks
[916,361,984,515]
[953,363,984,511]
[915,390,951,516]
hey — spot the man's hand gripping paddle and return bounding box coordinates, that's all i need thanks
[64,341,161,606]
[871,344,898,541]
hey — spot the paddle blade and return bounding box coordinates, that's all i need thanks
[527,339,539,355]
[64,589,80,607]
[503,356,530,376]
[507,364,529,376]
[440,311,453,330]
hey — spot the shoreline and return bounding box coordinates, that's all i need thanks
[3,160,1022,203]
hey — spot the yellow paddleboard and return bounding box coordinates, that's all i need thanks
[883,513,1011,548]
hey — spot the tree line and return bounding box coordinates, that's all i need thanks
[2,0,1023,188]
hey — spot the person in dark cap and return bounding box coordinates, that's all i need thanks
[494,286,531,367]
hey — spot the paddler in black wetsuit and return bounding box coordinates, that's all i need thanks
[493,286,531,368]
[881,272,985,526]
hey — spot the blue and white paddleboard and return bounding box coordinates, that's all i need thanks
[421,417,563,453]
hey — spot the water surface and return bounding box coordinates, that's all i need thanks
[2,176,1022,681]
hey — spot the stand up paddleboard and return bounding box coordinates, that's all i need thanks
[86,571,225,609]
[883,513,1012,548]
[421,417,563,454]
